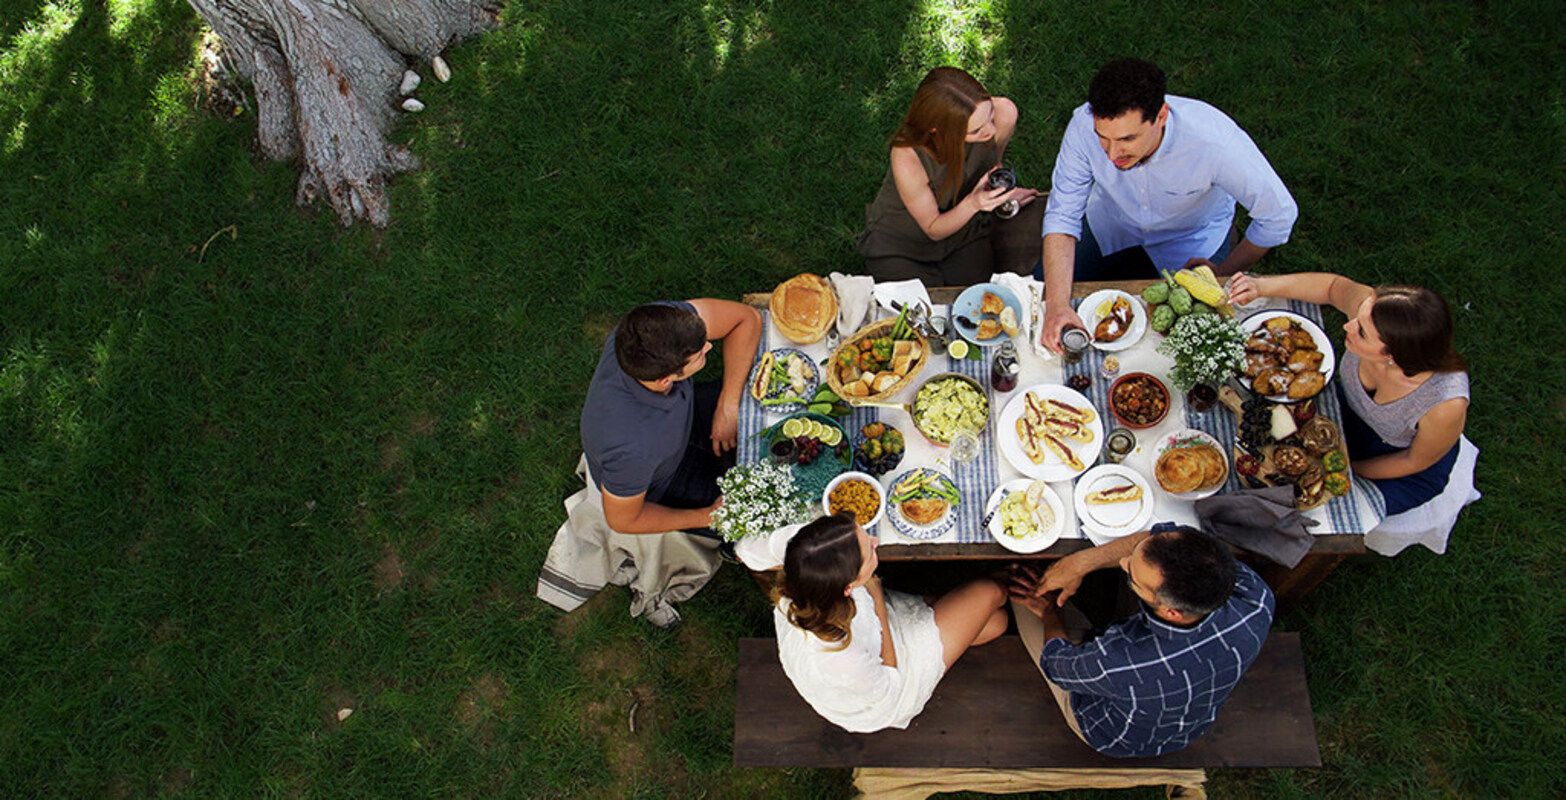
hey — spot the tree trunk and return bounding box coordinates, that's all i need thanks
[189,0,501,226]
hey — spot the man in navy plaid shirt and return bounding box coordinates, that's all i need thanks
[1009,524,1275,758]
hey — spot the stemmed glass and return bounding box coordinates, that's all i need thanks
[948,426,981,466]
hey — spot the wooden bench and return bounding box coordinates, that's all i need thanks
[734,633,1319,770]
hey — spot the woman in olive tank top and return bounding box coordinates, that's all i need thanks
[856,68,1039,285]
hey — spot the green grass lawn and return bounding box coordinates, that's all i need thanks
[2,0,1564,796]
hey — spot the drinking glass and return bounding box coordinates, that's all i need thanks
[949,427,981,465]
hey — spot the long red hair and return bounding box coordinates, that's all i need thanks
[891,67,990,205]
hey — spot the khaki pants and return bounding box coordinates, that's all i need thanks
[1010,599,1091,743]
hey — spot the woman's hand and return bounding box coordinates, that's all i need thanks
[963,166,1036,214]
[1226,272,1266,306]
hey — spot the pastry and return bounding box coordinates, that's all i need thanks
[977,318,1002,340]
[901,497,948,525]
[981,291,1005,315]
[1272,445,1310,477]
[1086,484,1143,504]
[1156,449,1204,493]
[1192,445,1228,488]
[1299,417,1340,457]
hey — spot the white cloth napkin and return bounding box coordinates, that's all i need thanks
[990,272,1052,359]
[734,523,806,571]
[828,272,875,336]
[871,279,932,318]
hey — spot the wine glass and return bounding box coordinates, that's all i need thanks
[949,427,980,465]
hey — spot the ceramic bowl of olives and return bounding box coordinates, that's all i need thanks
[853,422,906,477]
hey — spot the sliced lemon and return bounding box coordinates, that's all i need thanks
[947,340,970,360]
[782,418,805,439]
[821,426,843,447]
[1096,299,1114,318]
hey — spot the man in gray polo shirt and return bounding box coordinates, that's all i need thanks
[581,299,761,535]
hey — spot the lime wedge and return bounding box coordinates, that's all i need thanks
[821,426,843,447]
[947,340,970,360]
[782,418,805,439]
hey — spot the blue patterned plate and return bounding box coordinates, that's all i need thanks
[884,467,960,540]
[749,347,820,413]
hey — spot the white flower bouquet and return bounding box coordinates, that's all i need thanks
[710,462,814,542]
[1156,313,1245,391]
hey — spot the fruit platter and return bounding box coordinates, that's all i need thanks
[1221,386,1352,511]
[762,412,852,500]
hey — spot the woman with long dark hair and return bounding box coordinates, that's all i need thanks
[856,67,1038,285]
[764,513,1007,732]
[1229,273,1479,553]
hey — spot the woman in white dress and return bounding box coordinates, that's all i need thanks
[766,513,1008,733]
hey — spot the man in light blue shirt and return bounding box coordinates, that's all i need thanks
[1037,58,1299,351]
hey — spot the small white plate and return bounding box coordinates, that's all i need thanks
[1078,289,1147,352]
[985,478,1066,554]
[997,384,1105,483]
[1073,464,1154,545]
[1239,310,1336,404]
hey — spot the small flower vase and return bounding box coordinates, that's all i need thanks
[1186,383,1218,413]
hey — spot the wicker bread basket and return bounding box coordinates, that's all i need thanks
[825,318,930,403]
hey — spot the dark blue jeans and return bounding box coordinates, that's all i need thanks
[1032,218,1234,281]
[652,381,735,540]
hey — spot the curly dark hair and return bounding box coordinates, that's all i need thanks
[1140,526,1237,617]
[1087,58,1167,123]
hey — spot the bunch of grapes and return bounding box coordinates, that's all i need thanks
[1238,395,1273,454]
[793,436,824,465]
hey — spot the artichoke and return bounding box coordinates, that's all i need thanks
[1151,303,1177,333]
[1168,286,1193,315]
[1141,281,1171,305]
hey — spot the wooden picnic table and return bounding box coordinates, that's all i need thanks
[743,280,1366,604]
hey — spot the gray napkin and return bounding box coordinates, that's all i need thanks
[1194,485,1319,568]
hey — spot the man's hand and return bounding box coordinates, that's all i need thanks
[1181,257,1219,272]
[1040,303,1085,354]
[710,397,739,455]
[1040,555,1093,607]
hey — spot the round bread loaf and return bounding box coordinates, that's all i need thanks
[770,273,837,344]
